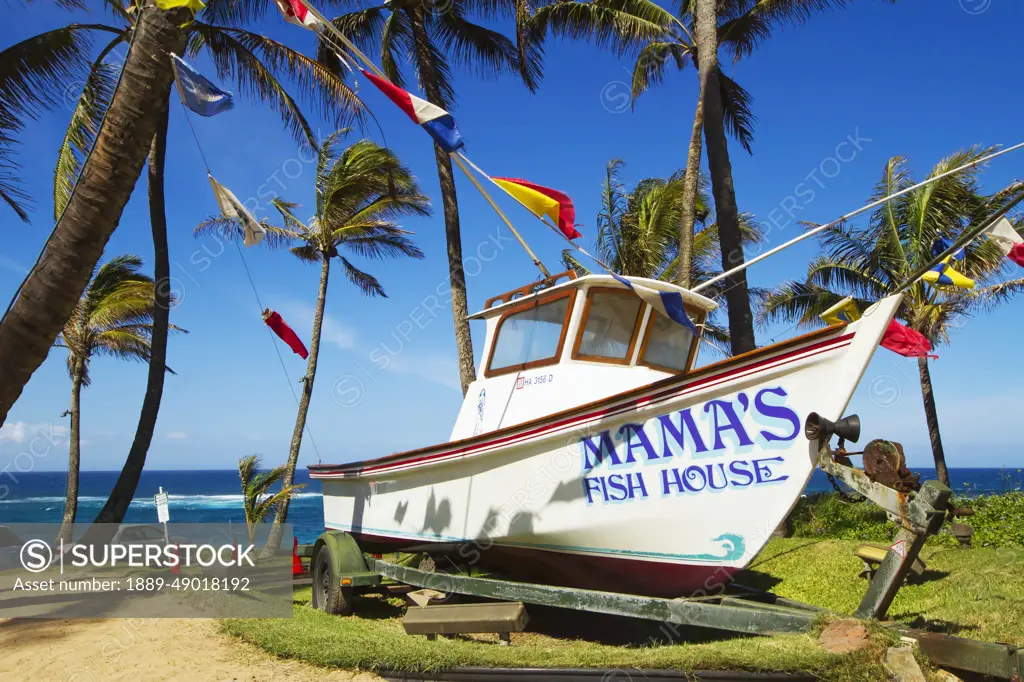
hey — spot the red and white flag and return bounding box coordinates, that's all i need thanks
[274,0,320,30]
[982,217,1024,267]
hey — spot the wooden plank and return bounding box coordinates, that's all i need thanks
[404,602,529,636]
[913,631,1020,679]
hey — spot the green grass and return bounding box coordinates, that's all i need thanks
[221,538,1024,680]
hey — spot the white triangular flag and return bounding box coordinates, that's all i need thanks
[208,175,265,247]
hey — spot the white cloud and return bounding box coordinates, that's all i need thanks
[0,422,68,445]
[278,300,355,350]
[381,353,462,390]
[166,432,187,440]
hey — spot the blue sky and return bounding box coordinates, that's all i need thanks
[1,0,1022,476]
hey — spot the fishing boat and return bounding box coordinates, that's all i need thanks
[310,271,903,597]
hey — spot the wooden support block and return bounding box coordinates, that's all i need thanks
[403,601,528,639]
[855,543,926,576]
[886,647,928,682]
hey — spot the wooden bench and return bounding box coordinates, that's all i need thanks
[855,543,926,580]
[403,601,528,645]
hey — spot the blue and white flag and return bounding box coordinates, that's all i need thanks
[171,54,234,117]
[611,274,698,334]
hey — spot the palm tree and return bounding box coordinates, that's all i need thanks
[6,0,366,523]
[532,0,887,350]
[238,454,305,545]
[53,255,183,542]
[760,147,1024,486]
[0,0,364,435]
[328,0,541,395]
[0,5,191,427]
[197,132,429,552]
[563,158,764,353]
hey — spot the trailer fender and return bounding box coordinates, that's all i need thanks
[312,531,379,587]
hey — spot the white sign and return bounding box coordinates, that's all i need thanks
[154,489,169,524]
[890,539,906,559]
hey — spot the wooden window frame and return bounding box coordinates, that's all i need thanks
[484,289,577,378]
[637,308,706,375]
[571,287,645,366]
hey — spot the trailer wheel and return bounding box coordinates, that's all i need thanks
[311,547,353,616]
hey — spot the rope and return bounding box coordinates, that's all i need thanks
[176,87,322,463]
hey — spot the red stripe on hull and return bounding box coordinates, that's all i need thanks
[342,529,739,598]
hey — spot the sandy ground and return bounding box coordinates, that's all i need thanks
[0,618,382,682]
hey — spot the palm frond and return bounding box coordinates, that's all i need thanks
[431,7,519,81]
[531,0,672,56]
[630,41,690,103]
[192,24,366,147]
[194,216,300,249]
[717,68,755,154]
[54,34,125,219]
[340,256,386,297]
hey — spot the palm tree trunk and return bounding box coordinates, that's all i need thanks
[265,256,330,553]
[58,361,84,543]
[93,101,171,524]
[676,95,705,289]
[0,4,188,428]
[410,7,475,395]
[693,0,756,354]
[917,355,950,487]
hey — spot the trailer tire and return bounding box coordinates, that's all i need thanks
[311,547,353,616]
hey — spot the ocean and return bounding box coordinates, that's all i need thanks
[1,468,1019,543]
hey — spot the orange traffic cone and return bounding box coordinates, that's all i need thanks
[292,537,304,577]
[169,544,181,575]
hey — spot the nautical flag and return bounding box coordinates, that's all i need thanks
[820,297,861,325]
[155,0,205,11]
[171,54,234,117]
[208,175,265,247]
[930,236,964,260]
[274,0,320,30]
[262,310,309,359]
[880,319,936,359]
[922,256,974,289]
[611,274,697,334]
[982,217,1024,267]
[491,177,581,240]
[360,70,464,153]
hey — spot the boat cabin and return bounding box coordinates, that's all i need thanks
[450,272,718,441]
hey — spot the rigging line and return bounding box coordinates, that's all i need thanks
[176,95,324,464]
[0,20,140,327]
[693,141,1024,294]
[231,236,323,463]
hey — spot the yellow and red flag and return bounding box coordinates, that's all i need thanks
[492,177,581,240]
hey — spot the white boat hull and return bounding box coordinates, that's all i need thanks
[311,295,901,596]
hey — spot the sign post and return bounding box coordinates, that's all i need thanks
[154,487,170,544]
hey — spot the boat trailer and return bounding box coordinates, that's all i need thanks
[298,413,1022,680]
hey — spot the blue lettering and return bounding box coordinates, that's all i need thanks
[656,409,708,458]
[607,474,629,501]
[704,399,754,450]
[728,460,754,487]
[583,477,603,504]
[705,463,729,490]
[626,472,649,499]
[661,468,685,495]
[581,430,619,471]
[755,387,801,443]
[753,457,789,484]
[682,465,708,492]
[617,423,660,463]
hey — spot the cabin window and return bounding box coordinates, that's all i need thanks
[487,292,575,375]
[640,311,699,372]
[572,288,644,363]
